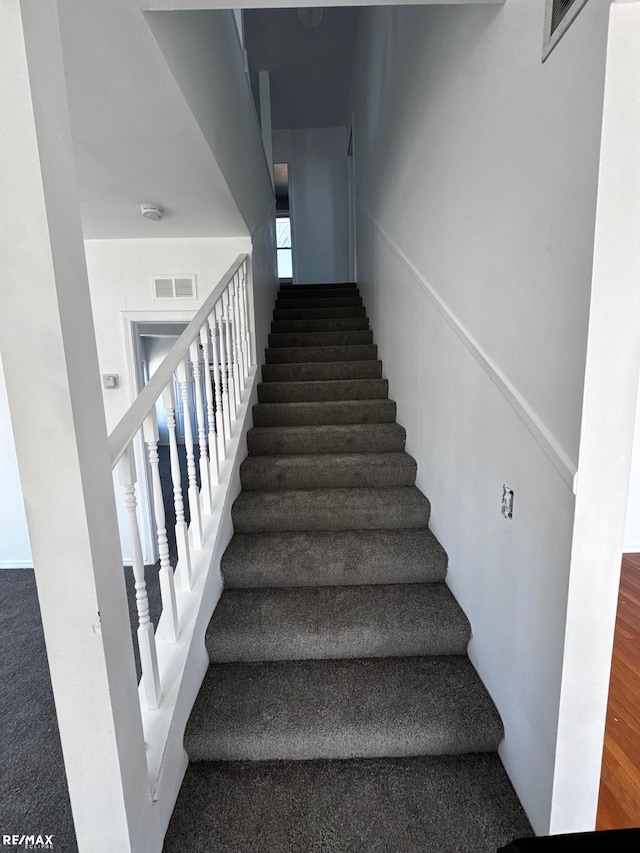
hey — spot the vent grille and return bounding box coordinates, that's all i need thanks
[550,0,576,35]
[152,275,197,300]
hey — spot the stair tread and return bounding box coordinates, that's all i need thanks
[222,528,448,588]
[206,583,470,662]
[253,398,396,427]
[265,344,377,364]
[232,486,431,532]
[240,452,416,490]
[262,360,383,382]
[163,754,532,853]
[185,655,503,761]
[274,307,366,320]
[257,378,388,403]
[280,282,357,289]
[275,300,364,311]
[268,330,373,347]
[271,318,369,332]
[278,288,359,300]
[247,422,407,455]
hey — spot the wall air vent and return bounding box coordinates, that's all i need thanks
[543,0,590,60]
[152,275,197,300]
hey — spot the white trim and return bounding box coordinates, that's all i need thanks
[543,0,591,61]
[0,561,34,569]
[358,201,577,490]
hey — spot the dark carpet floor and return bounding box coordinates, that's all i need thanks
[0,447,183,851]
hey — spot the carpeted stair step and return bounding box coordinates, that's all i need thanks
[221,528,448,587]
[268,330,373,348]
[278,288,359,300]
[184,655,503,762]
[231,486,431,533]
[280,282,357,290]
[274,306,366,321]
[275,296,363,310]
[270,318,369,333]
[252,399,396,427]
[163,754,532,853]
[265,344,377,364]
[206,584,470,662]
[247,423,406,455]
[257,378,389,403]
[262,360,383,383]
[240,452,416,491]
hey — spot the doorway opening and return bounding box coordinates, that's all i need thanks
[274,161,294,280]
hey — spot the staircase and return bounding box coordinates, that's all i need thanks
[163,283,531,852]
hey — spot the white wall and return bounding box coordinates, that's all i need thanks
[624,381,640,551]
[145,9,274,237]
[351,0,611,834]
[0,351,33,568]
[273,127,351,284]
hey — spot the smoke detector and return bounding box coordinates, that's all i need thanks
[140,204,164,221]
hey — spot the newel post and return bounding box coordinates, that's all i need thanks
[0,2,158,850]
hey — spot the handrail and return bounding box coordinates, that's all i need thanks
[108,253,248,468]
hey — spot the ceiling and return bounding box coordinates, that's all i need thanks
[57,0,247,239]
[244,7,360,130]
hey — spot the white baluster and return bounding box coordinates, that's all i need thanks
[218,296,236,427]
[225,286,241,410]
[199,324,220,486]
[189,340,213,516]
[176,357,203,550]
[208,312,227,462]
[143,413,179,643]
[118,447,161,710]
[232,274,246,393]
[239,264,250,377]
[244,260,256,368]
[161,384,192,591]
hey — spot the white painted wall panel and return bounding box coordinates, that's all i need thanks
[273,127,351,284]
[350,0,612,834]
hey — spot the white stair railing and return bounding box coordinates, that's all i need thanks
[108,254,254,714]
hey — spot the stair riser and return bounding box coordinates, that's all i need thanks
[222,530,448,588]
[232,490,431,533]
[185,657,503,763]
[208,633,469,663]
[247,425,406,455]
[252,400,396,427]
[265,345,377,364]
[278,289,359,300]
[268,331,373,348]
[274,307,366,320]
[207,585,470,663]
[257,379,388,403]
[262,361,383,383]
[240,455,416,491]
[271,319,370,333]
[275,298,363,309]
[280,283,357,290]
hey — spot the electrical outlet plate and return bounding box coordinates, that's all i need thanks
[501,485,514,520]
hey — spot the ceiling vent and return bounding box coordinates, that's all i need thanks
[152,275,197,300]
[543,0,589,59]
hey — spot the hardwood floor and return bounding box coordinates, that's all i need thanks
[597,552,640,829]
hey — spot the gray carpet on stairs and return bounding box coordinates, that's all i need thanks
[206,583,471,661]
[247,422,406,455]
[163,754,532,853]
[185,656,504,762]
[221,528,449,587]
[164,283,533,850]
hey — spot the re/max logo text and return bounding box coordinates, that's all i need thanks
[2,837,54,849]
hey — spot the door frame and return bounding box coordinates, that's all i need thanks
[122,311,196,565]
